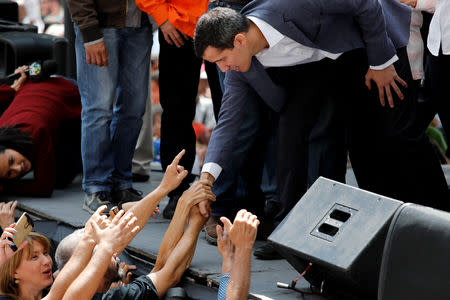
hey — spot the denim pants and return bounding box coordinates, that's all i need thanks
[74,24,152,194]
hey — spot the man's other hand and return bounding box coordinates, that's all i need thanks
[365,64,407,108]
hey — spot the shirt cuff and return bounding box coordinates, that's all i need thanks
[201,162,222,180]
[84,38,104,46]
[369,55,398,70]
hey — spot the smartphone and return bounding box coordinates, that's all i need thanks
[109,206,119,219]
[9,212,34,252]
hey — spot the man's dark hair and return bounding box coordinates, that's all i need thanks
[0,125,32,155]
[194,7,250,57]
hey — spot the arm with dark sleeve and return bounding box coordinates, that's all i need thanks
[0,85,15,113]
[203,71,252,169]
[66,0,102,43]
[318,0,410,65]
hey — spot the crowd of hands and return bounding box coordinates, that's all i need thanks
[0,150,260,300]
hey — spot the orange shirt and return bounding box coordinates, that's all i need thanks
[136,0,208,37]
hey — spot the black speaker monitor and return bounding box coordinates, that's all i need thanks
[0,31,68,77]
[0,0,18,22]
[269,177,403,299]
[378,203,450,300]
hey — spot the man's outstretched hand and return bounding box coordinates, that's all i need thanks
[365,64,407,108]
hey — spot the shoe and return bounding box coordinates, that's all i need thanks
[83,191,114,214]
[204,216,219,245]
[163,194,181,219]
[253,242,282,260]
[111,188,143,206]
[132,173,150,182]
[264,199,281,219]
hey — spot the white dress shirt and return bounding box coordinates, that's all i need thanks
[202,16,397,179]
[428,0,450,56]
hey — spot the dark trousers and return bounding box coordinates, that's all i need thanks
[267,58,348,225]
[158,30,222,196]
[346,48,449,210]
[427,50,450,157]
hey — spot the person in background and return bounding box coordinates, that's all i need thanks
[135,0,222,219]
[0,67,82,197]
[11,0,45,33]
[67,0,153,212]
[427,0,450,158]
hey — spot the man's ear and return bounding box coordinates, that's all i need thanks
[233,33,246,48]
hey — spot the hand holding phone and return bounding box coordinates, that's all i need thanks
[8,212,33,252]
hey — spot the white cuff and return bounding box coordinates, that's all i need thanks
[369,55,399,70]
[201,162,222,180]
[84,38,104,46]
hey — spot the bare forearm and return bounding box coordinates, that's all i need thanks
[150,217,204,296]
[46,238,96,300]
[62,245,113,300]
[153,201,191,271]
[126,186,168,230]
[226,248,252,300]
[221,256,234,274]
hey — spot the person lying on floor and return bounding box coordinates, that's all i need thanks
[0,66,82,197]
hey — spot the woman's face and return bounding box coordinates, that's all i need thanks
[14,241,53,291]
[0,149,32,179]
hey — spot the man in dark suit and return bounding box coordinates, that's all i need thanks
[194,0,450,258]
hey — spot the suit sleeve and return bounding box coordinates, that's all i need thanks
[320,0,394,65]
[318,0,409,65]
[203,72,252,171]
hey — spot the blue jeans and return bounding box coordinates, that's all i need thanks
[74,24,152,194]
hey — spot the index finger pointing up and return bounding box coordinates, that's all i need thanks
[170,149,185,166]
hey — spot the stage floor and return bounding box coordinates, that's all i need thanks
[2,165,449,299]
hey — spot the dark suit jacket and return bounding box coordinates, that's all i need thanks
[204,0,411,171]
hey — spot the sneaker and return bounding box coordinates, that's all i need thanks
[253,242,282,260]
[162,194,181,219]
[132,173,150,182]
[83,191,114,214]
[204,216,219,245]
[111,188,143,206]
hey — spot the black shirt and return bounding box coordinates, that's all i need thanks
[92,275,159,300]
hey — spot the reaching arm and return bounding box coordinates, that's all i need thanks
[124,150,189,233]
[44,206,109,300]
[149,205,207,297]
[62,210,140,300]
[221,210,259,300]
[153,180,215,272]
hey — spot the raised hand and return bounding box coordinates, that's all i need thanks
[159,150,189,193]
[0,224,28,266]
[0,201,17,230]
[89,210,140,256]
[217,221,234,274]
[221,209,259,250]
[10,66,27,91]
[84,205,110,244]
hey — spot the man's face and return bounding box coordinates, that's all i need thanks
[203,44,252,73]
